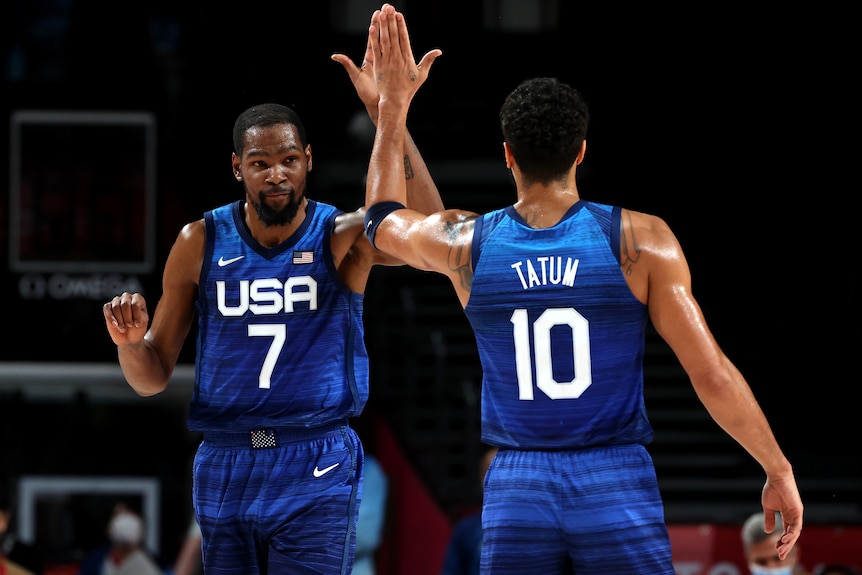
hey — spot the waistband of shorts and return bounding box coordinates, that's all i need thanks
[202,420,348,449]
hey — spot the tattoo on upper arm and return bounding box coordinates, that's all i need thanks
[620,210,642,276]
[444,215,477,292]
[403,155,414,181]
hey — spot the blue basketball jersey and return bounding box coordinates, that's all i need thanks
[466,200,653,450]
[188,199,368,432]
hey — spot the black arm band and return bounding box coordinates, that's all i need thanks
[364,201,406,249]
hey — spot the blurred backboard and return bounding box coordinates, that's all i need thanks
[8,110,156,273]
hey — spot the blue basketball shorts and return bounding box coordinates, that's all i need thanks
[192,423,364,575]
[480,444,675,574]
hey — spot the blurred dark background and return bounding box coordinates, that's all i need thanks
[1,0,858,569]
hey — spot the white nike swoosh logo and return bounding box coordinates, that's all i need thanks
[313,463,340,477]
[218,255,245,267]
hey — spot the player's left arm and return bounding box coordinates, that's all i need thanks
[643,213,802,557]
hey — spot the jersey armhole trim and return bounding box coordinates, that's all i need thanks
[471,214,485,270]
[610,205,622,266]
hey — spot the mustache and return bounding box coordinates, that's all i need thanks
[262,185,293,196]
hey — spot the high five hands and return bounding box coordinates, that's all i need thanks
[369,4,442,109]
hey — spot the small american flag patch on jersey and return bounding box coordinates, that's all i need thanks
[293,250,314,264]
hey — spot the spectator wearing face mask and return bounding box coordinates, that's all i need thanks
[77,504,163,575]
[742,511,809,575]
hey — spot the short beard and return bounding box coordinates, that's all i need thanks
[245,184,303,227]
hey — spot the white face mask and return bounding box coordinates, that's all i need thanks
[748,564,794,575]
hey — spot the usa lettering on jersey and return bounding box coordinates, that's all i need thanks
[215,276,318,316]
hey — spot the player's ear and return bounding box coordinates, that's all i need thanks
[575,140,586,165]
[503,142,514,170]
[306,145,313,172]
[232,153,242,180]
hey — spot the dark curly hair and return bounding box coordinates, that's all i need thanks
[232,103,307,156]
[499,77,589,185]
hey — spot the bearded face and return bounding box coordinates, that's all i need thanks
[244,176,305,227]
[235,123,311,228]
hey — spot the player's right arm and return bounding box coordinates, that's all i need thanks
[369,208,478,307]
[330,5,444,290]
[330,7,443,218]
[103,220,203,396]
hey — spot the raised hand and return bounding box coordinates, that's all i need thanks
[369,4,441,109]
[331,9,381,119]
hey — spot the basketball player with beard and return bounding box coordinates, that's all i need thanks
[101,12,443,573]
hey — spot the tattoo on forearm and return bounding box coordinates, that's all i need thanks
[444,215,477,292]
[403,155,414,181]
[620,211,642,276]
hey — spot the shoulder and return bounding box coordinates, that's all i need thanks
[620,207,680,253]
[334,208,364,232]
[332,208,371,254]
[179,218,206,240]
[333,207,397,267]
[621,207,670,232]
[171,219,206,258]
[329,207,401,292]
[617,208,687,302]
[164,219,206,285]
